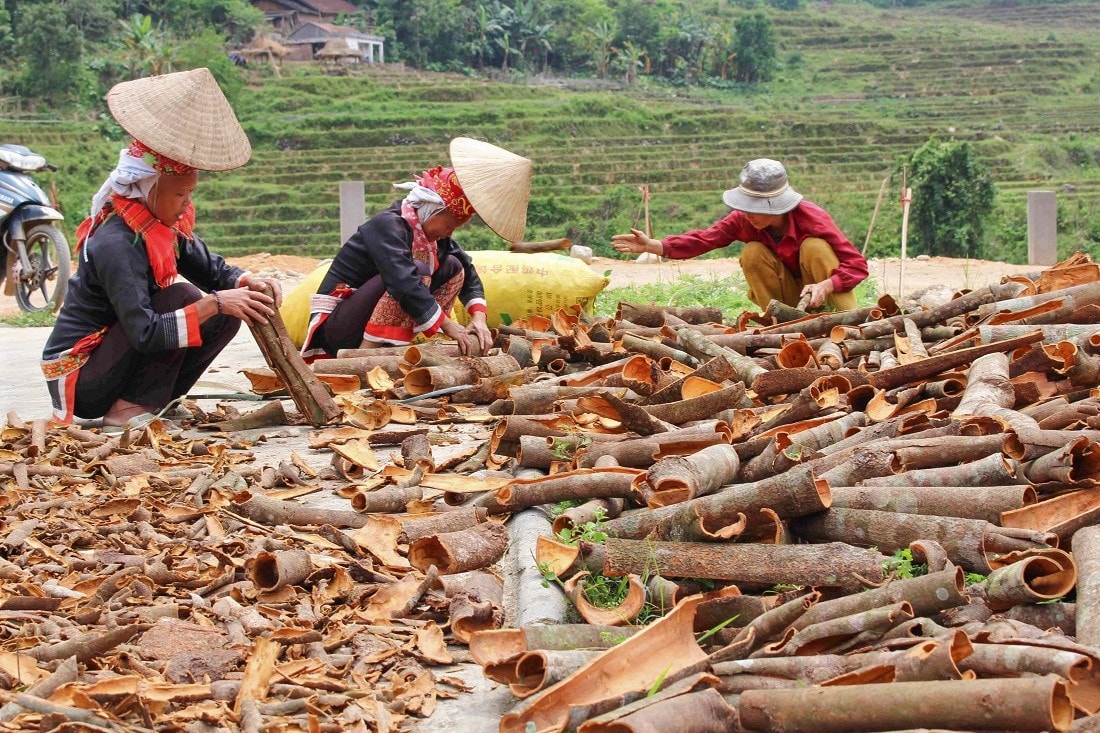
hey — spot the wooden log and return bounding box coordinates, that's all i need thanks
[622,333,698,367]
[738,676,1073,733]
[469,625,641,670]
[575,429,730,469]
[248,289,340,426]
[602,539,885,593]
[830,484,1035,525]
[794,567,966,631]
[751,367,868,399]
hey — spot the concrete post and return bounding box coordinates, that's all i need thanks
[339,181,366,246]
[1027,190,1058,266]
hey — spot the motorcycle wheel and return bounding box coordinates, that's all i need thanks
[14,223,71,314]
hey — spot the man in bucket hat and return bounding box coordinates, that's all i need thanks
[612,158,868,311]
[41,68,282,429]
[301,137,532,360]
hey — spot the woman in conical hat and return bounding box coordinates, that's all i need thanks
[41,68,283,429]
[301,137,531,361]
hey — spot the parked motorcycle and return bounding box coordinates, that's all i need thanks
[0,144,70,313]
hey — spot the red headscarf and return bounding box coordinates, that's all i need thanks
[416,166,474,223]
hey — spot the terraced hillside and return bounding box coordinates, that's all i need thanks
[6,0,1098,262]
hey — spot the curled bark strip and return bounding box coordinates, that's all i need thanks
[30,623,150,662]
[203,400,288,432]
[960,644,1100,713]
[794,567,966,631]
[499,590,730,733]
[487,468,642,514]
[642,383,748,425]
[248,550,314,593]
[740,676,1072,733]
[577,686,738,733]
[860,451,1024,488]
[603,539,884,594]
[983,550,1077,611]
[793,508,997,574]
[469,625,640,670]
[830,484,1034,525]
[535,536,606,580]
[605,464,829,543]
[405,354,521,395]
[564,572,646,627]
[617,303,722,327]
[775,340,818,369]
[1026,436,1100,487]
[710,592,821,662]
[867,330,1044,392]
[776,601,914,657]
[231,491,367,529]
[889,630,972,682]
[408,520,508,575]
[1002,489,1100,541]
[676,328,767,385]
[574,431,728,469]
[641,444,739,508]
[552,498,624,537]
[249,297,341,426]
[511,649,604,698]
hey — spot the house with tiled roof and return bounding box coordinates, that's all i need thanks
[250,0,383,62]
[251,0,360,35]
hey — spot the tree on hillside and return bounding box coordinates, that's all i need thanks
[10,3,87,104]
[0,6,12,59]
[612,39,647,84]
[613,0,664,67]
[733,12,776,83]
[585,21,616,79]
[907,139,996,259]
[118,14,173,78]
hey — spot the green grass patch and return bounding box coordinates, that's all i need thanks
[0,311,57,328]
[596,273,755,320]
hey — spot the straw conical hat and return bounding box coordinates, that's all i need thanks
[449,137,532,242]
[107,67,251,171]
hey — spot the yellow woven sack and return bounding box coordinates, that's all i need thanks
[280,260,332,348]
[454,251,609,327]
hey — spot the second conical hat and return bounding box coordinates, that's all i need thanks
[449,137,532,242]
[107,67,251,171]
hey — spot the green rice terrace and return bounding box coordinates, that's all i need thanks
[5,0,1099,263]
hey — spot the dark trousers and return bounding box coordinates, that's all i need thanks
[314,255,461,356]
[74,282,240,418]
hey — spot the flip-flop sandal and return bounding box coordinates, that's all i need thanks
[102,413,180,435]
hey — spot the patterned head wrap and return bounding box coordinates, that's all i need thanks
[416,166,474,223]
[128,140,196,176]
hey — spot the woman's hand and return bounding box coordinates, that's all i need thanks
[440,317,473,355]
[611,228,663,256]
[240,274,284,308]
[216,287,276,325]
[466,311,492,356]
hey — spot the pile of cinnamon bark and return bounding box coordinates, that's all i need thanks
[3,252,1100,732]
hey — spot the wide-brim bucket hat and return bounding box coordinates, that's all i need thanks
[449,137,532,242]
[722,158,803,215]
[107,67,251,171]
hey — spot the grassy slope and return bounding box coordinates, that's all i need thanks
[5,0,1098,262]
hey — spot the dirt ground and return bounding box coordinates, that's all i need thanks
[0,251,1042,317]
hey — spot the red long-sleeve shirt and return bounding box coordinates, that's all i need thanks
[662,200,869,293]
